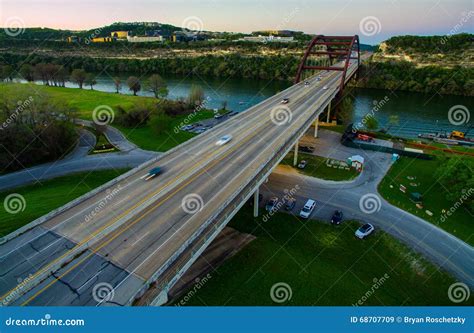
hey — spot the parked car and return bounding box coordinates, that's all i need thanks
[355,223,375,239]
[331,210,344,225]
[216,134,233,146]
[141,166,162,181]
[299,199,316,218]
[297,160,307,169]
[299,145,314,153]
[281,98,290,104]
[285,198,296,211]
[265,197,279,212]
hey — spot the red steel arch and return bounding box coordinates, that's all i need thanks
[295,35,360,93]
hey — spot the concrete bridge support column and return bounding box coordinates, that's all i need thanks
[314,119,319,138]
[293,141,299,166]
[253,188,260,217]
[326,100,332,123]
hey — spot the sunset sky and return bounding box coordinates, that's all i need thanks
[0,0,472,44]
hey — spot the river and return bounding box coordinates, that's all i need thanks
[18,74,473,138]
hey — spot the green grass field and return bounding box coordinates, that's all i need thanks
[114,110,214,152]
[378,156,473,246]
[1,83,216,152]
[178,208,461,306]
[281,152,359,181]
[0,83,154,120]
[0,169,128,237]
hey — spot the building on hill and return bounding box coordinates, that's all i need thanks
[237,35,295,43]
[91,37,114,43]
[127,35,163,43]
[111,31,129,39]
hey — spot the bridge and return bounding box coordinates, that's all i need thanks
[0,35,362,306]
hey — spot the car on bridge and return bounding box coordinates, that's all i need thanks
[141,167,163,181]
[355,223,375,239]
[216,134,233,146]
[299,199,316,219]
[323,85,329,90]
[281,98,290,104]
[304,81,310,86]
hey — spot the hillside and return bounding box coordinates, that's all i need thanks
[372,33,473,68]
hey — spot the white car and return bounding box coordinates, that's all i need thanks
[323,85,328,90]
[299,199,316,219]
[215,134,233,146]
[355,223,375,239]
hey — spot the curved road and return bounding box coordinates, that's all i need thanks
[261,129,474,288]
[0,122,158,191]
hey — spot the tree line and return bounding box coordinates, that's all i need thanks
[0,89,78,173]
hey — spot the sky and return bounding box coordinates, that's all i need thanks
[0,0,473,44]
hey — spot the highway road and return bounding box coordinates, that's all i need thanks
[0,61,359,306]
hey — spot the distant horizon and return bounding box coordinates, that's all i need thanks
[0,0,472,44]
[4,20,474,46]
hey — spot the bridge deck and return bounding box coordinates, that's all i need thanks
[0,61,359,306]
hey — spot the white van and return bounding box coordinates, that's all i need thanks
[299,199,316,219]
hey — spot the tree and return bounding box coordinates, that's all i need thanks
[147,74,168,98]
[1,65,14,82]
[435,157,474,213]
[70,69,87,89]
[188,84,204,106]
[387,115,399,131]
[221,100,228,111]
[19,64,35,82]
[113,77,122,93]
[127,76,141,96]
[364,116,379,131]
[85,74,97,90]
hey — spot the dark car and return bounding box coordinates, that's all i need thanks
[285,198,296,211]
[299,145,314,153]
[281,98,290,104]
[331,210,343,225]
[265,197,279,212]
